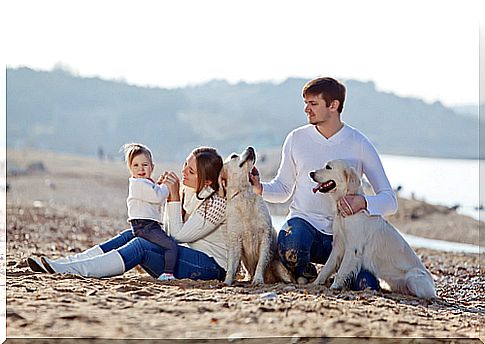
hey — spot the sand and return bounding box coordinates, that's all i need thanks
[3,149,484,340]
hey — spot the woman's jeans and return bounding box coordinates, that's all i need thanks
[130,219,178,274]
[277,217,380,290]
[99,228,225,281]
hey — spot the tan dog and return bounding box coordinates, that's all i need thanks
[310,159,436,299]
[220,147,294,285]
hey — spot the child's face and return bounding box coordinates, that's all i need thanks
[129,153,154,179]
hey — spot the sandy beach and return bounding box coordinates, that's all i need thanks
[4,149,484,340]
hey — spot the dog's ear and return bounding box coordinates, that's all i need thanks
[217,168,227,197]
[345,166,361,194]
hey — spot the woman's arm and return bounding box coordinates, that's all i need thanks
[165,197,226,243]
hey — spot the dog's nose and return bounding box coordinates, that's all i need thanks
[309,171,315,179]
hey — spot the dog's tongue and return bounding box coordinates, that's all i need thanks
[312,183,323,193]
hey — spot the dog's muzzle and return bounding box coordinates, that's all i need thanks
[239,146,256,167]
[312,180,336,193]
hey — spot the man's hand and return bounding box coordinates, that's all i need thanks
[249,166,263,196]
[337,195,367,217]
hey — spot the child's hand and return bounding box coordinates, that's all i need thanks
[156,171,169,185]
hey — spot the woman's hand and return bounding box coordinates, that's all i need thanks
[162,171,181,202]
[337,195,367,217]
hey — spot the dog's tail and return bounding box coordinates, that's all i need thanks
[405,268,437,299]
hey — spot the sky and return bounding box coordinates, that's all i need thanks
[3,1,483,107]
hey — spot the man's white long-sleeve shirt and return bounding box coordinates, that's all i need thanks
[126,178,169,223]
[262,123,397,235]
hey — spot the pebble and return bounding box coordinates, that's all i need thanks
[260,291,278,301]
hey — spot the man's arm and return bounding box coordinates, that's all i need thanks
[251,133,297,203]
[360,138,398,216]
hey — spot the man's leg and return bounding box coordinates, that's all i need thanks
[277,217,331,283]
[350,269,380,291]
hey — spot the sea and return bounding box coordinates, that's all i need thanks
[379,154,481,221]
[271,154,483,253]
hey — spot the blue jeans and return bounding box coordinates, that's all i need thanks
[99,228,225,281]
[130,219,178,274]
[277,217,380,290]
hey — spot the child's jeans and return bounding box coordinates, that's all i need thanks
[130,219,178,274]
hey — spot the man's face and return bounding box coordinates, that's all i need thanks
[303,93,333,126]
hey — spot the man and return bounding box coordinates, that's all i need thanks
[250,77,398,287]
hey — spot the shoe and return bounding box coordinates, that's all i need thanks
[40,256,56,273]
[27,257,48,273]
[158,273,176,281]
[296,263,317,284]
[302,263,317,282]
[297,276,308,285]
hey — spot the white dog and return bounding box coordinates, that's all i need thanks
[220,147,294,286]
[310,159,436,299]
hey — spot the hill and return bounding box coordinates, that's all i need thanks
[6,67,481,161]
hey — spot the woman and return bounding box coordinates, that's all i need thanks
[28,147,227,281]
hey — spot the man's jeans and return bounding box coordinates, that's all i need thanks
[99,228,225,281]
[277,217,380,290]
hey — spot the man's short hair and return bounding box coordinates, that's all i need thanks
[302,77,346,113]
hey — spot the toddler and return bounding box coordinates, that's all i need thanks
[122,143,178,281]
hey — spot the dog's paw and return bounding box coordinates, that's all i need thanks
[313,278,325,286]
[251,276,264,286]
[330,281,343,290]
[224,278,234,286]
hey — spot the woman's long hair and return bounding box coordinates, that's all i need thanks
[181,147,223,220]
[192,146,223,195]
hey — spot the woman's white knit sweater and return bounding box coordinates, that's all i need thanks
[165,187,228,270]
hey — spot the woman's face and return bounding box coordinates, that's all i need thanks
[181,154,198,189]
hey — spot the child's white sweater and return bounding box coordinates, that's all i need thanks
[126,178,169,223]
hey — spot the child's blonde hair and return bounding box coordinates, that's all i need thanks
[121,143,154,166]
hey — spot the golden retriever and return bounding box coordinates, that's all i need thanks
[220,147,294,285]
[310,159,436,299]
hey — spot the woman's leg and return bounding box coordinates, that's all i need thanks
[42,250,126,277]
[99,228,135,252]
[116,237,168,278]
[173,246,225,281]
[132,221,178,274]
[43,236,167,279]
[34,228,135,271]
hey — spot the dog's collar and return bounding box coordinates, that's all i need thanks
[227,191,241,200]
